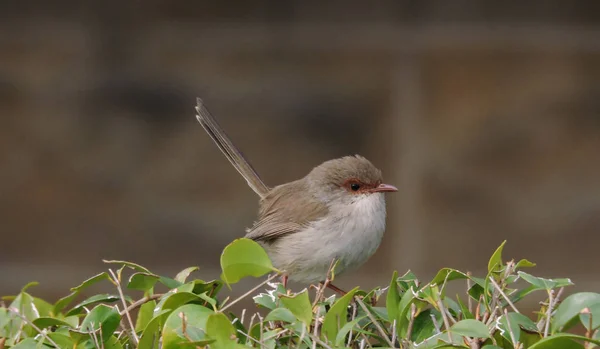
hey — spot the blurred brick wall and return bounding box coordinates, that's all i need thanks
[0,1,599,304]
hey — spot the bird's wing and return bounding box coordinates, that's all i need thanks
[245,180,329,242]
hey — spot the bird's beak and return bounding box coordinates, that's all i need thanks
[370,183,398,193]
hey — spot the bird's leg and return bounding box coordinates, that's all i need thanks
[325,282,347,295]
[281,274,289,290]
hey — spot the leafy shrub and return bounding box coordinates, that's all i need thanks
[1,240,600,348]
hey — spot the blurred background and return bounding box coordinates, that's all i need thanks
[1,0,599,307]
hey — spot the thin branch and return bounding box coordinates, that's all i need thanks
[406,303,417,339]
[543,289,555,337]
[7,307,60,348]
[312,305,321,349]
[430,312,441,334]
[297,323,307,349]
[467,273,473,315]
[237,329,270,349]
[355,297,396,348]
[503,309,518,347]
[489,276,519,313]
[308,332,334,349]
[108,269,138,345]
[348,301,358,347]
[120,294,163,316]
[220,273,280,313]
[436,299,453,343]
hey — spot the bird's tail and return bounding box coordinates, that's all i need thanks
[195,98,270,198]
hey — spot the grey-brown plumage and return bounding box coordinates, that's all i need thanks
[195,98,397,284]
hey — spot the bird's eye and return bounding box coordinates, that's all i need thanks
[350,183,361,191]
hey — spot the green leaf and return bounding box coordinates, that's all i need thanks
[456,295,473,320]
[220,238,276,285]
[66,294,120,316]
[451,319,491,339]
[430,268,469,286]
[47,332,75,348]
[9,338,39,349]
[138,309,171,349]
[206,312,236,349]
[496,312,539,343]
[9,292,39,322]
[253,292,277,310]
[518,271,573,291]
[488,240,506,273]
[54,272,110,313]
[335,316,366,346]
[397,284,418,337]
[102,260,151,273]
[253,283,286,310]
[175,267,200,283]
[155,291,204,314]
[20,282,39,293]
[135,300,157,332]
[162,304,214,349]
[553,292,600,332]
[159,276,184,289]
[279,289,312,326]
[527,333,600,349]
[190,279,223,298]
[387,271,400,323]
[72,272,110,292]
[80,304,121,343]
[515,259,536,269]
[127,272,160,291]
[32,316,76,329]
[322,287,359,341]
[579,302,600,331]
[265,308,296,323]
[411,309,441,343]
[104,335,125,349]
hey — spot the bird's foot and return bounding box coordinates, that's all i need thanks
[326,282,347,295]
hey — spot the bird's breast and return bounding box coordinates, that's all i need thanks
[266,193,388,283]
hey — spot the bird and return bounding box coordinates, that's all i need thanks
[195,98,397,292]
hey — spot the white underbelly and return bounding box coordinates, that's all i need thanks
[264,193,387,283]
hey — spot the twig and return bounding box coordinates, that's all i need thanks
[297,323,307,349]
[348,301,358,347]
[430,313,441,334]
[406,303,417,339]
[475,295,483,321]
[489,276,519,313]
[90,321,102,349]
[467,273,473,315]
[220,273,280,313]
[308,332,334,349]
[313,260,337,308]
[120,294,163,316]
[240,308,246,327]
[7,307,60,348]
[391,319,397,347]
[543,289,555,337]
[355,297,395,348]
[503,309,518,347]
[108,269,139,345]
[312,305,321,349]
[264,328,289,341]
[237,329,270,349]
[436,299,453,343]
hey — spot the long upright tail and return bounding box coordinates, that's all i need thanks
[195,98,270,198]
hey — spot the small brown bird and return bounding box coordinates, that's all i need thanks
[195,98,397,291]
